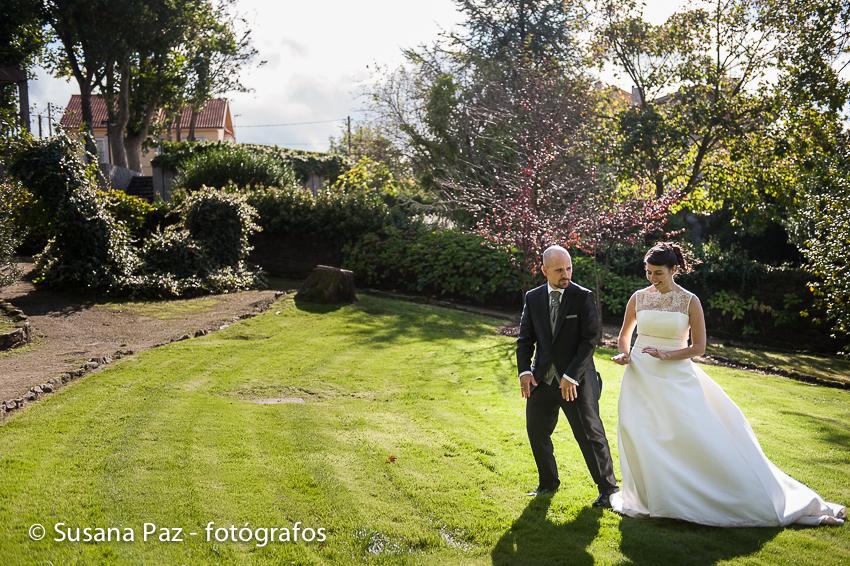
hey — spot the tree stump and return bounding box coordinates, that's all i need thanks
[297,265,357,304]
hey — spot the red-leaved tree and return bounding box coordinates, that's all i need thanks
[447,58,682,308]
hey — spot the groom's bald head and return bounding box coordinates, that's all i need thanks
[542,246,572,289]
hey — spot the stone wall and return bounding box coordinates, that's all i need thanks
[0,299,31,351]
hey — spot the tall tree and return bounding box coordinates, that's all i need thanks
[368,0,589,202]
[451,58,680,304]
[596,0,788,200]
[0,0,45,130]
[449,0,587,65]
[44,0,109,157]
[183,0,259,141]
[97,0,137,168]
[767,0,850,112]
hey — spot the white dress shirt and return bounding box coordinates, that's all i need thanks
[519,283,580,386]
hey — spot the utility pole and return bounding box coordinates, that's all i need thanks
[47,102,53,136]
[347,115,352,155]
[38,114,42,137]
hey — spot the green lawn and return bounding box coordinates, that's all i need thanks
[0,294,847,565]
[96,295,225,319]
[706,342,850,387]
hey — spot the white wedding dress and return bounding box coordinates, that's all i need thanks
[610,287,845,527]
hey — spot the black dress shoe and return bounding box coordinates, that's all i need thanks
[526,485,559,497]
[592,492,614,508]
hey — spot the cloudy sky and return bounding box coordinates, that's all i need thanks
[26,0,683,150]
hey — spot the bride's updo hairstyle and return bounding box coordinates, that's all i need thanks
[644,242,692,275]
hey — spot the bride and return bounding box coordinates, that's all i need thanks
[609,242,845,527]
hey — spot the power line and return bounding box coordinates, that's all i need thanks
[238,118,346,128]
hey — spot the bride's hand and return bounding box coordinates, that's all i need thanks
[612,352,630,365]
[642,347,669,359]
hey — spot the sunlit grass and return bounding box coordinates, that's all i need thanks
[0,293,847,565]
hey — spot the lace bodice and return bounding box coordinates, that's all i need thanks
[634,286,693,343]
[635,286,693,314]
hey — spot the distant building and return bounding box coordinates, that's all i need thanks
[59,95,236,176]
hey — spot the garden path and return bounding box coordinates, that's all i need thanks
[0,263,280,403]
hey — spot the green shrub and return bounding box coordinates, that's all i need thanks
[330,157,435,224]
[246,186,389,243]
[564,240,832,349]
[791,186,850,354]
[6,134,140,293]
[3,179,51,255]
[0,179,24,287]
[135,188,262,298]
[5,135,261,298]
[331,157,398,196]
[137,227,260,298]
[173,144,298,194]
[98,189,158,239]
[342,225,528,305]
[139,228,208,279]
[154,141,348,185]
[568,254,647,318]
[183,188,259,267]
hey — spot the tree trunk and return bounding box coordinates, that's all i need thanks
[78,83,99,160]
[592,254,604,329]
[124,103,158,173]
[52,22,99,160]
[187,107,200,141]
[124,134,144,173]
[16,75,29,133]
[175,111,182,141]
[104,60,129,168]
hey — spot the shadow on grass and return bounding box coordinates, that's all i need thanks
[292,294,349,313]
[780,411,850,449]
[492,497,601,566]
[293,294,507,346]
[618,516,780,566]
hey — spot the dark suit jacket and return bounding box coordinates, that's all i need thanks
[516,281,601,385]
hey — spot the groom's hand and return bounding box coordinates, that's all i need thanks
[520,374,537,398]
[560,379,577,402]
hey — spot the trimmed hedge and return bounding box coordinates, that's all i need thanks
[342,225,529,306]
[173,144,298,194]
[246,186,389,244]
[153,141,349,185]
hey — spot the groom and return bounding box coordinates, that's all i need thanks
[516,245,619,506]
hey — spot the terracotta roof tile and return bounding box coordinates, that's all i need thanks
[59,95,230,130]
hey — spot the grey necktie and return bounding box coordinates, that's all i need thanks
[549,290,561,333]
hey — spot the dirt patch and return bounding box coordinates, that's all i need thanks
[250,398,306,404]
[0,262,284,405]
[230,385,324,402]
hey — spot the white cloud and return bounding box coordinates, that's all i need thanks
[25,0,688,148]
[279,37,308,59]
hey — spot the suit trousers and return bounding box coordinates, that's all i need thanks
[525,372,618,494]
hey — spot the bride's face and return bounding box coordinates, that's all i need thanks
[645,263,675,291]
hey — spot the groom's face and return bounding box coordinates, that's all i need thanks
[542,254,572,289]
